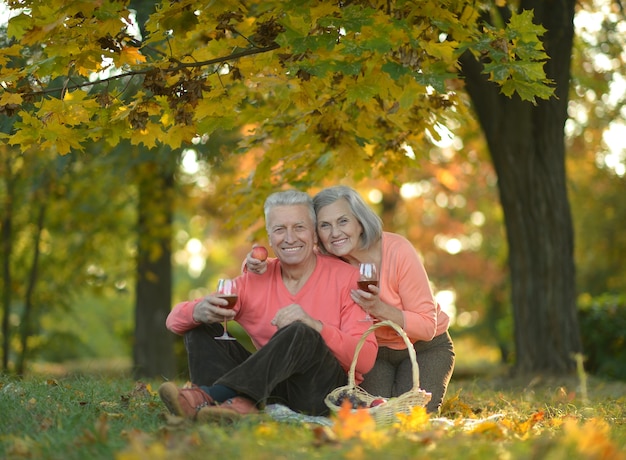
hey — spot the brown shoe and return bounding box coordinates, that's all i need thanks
[158,382,215,419]
[197,396,259,423]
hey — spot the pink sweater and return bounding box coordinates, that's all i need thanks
[166,253,377,383]
[376,232,450,348]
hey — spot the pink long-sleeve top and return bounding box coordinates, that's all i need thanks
[166,253,377,384]
[376,232,450,349]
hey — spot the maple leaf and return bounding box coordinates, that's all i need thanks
[163,125,197,150]
[393,405,430,433]
[332,400,377,440]
[0,92,23,106]
[500,411,544,440]
[468,419,506,439]
[118,46,147,67]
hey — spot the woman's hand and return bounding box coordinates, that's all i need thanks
[351,284,381,318]
[351,285,405,327]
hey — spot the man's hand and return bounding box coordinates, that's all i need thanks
[271,304,322,332]
[192,295,237,324]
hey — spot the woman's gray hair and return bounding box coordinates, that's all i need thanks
[313,185,383,253]
[264,190,316,232]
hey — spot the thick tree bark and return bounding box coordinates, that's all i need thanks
[133,157,177,379]
[460,0,582,374]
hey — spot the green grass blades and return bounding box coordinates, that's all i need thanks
[0,374,625,459]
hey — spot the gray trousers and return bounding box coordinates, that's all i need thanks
[359,330,455,414]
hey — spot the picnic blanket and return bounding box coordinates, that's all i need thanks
[264,403,504,429]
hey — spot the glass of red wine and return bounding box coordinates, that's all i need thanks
[214,278,238,341]
[358,263,378,322]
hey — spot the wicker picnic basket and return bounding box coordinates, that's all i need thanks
[324,320,431,426]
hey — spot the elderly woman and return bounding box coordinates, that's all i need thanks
[312,185,454,414]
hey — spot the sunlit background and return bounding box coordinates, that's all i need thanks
[1,0,624,372]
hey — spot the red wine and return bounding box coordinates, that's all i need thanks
[357,280,378,293]
[217,295,238,308]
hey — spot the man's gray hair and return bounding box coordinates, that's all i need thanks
[264,190,316,232]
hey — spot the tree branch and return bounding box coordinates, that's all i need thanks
[25,43,281,98]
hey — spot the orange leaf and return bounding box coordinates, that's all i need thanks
[118,46,146,66]
[333,400,376,440]
[563,418,626,460]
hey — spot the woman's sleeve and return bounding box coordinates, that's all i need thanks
[393,239,439,341]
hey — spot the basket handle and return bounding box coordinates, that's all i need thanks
[348,320,420,390]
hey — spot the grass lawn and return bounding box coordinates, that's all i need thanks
[1,339,625,459]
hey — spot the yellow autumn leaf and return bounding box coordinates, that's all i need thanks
[0,92,23,105]
[118,46,147,66]
[163,124,197,149]
[21,12,63,45]
[75,52,106,77]
[359,428,390,449]
[63,90,98,124]
[499,411,543,440]
[423,40,458,62]
[42,137,71,155]
[130,122,163,149]
[255,423,278,438]
[393,405,430,432]
[460,4,479,24]
[468,420,506,438]
[310,3,341,23]
[36,95,95,128]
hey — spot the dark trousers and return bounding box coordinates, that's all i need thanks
[184,321,347,415]
[359,331,455,414]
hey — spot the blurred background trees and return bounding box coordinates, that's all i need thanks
[0,0,624,380]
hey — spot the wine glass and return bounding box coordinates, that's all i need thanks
[214,278,238,341]
[357,263,378,322]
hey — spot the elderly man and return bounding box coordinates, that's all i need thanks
[159,190,377,422]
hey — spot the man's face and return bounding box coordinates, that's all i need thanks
[267,204,317,266]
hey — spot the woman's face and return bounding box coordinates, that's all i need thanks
[316,198,363,258]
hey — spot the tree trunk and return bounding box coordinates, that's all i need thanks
[460,0,582,374]
[1,155,14,371]
[128,2,178,380]
[16,200,46,375]
[133,156,177,379]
